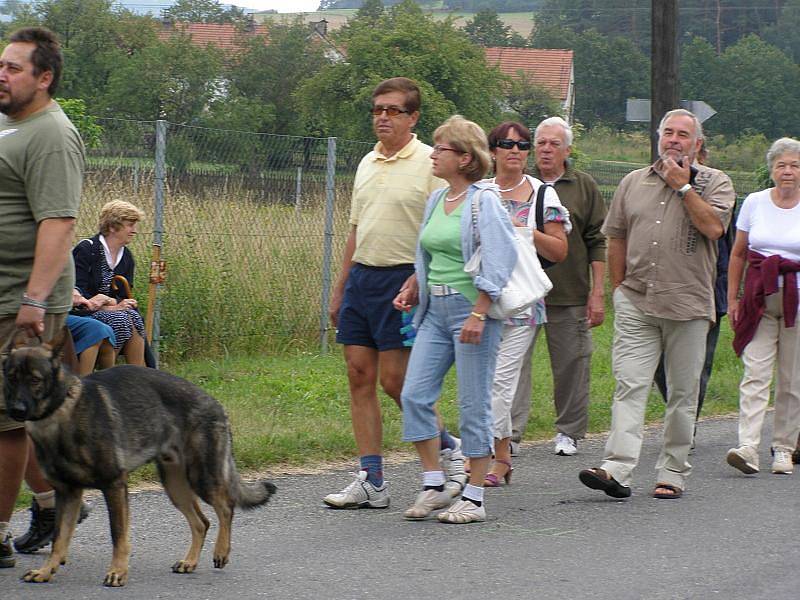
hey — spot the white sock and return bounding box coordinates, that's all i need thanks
[462,484,484,503]
[0,521,11,539]
[422,470,446,488]
[34,490,56,509]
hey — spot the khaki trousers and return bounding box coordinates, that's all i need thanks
[737,293,800,451]
[601,289,708,490]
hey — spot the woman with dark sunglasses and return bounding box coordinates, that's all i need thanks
[482,121,571,487]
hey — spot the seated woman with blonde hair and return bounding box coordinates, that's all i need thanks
[73,200,146,366]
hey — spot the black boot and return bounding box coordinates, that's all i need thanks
[13,499,90,554]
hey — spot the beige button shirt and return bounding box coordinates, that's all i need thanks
[602,164,735,321]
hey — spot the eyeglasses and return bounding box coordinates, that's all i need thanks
[370,105,410,117]
[494,138,532,151]
[431,144,463,155]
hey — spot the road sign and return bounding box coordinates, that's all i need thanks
[626,99,717,122]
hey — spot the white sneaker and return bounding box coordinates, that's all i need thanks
[554,432,578,456]
[772,449,794,474]
[437,499,486,524]
[323,471,390,509]
[441,440,468,497]
[403,488,452,520]
[726,446,759,474]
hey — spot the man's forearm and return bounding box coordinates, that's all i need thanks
[589,260,606,297]
[682,190,724,240]
[26,218,75,301]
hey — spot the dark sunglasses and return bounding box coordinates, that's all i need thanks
[494,138,532,151]
[370,106,410,117]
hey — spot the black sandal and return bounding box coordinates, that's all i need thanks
[579,468,631,498]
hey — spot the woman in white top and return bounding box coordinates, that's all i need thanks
[482,122,571,486]
[726,137,800,475]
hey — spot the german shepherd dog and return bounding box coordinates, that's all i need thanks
[1,328,276,587]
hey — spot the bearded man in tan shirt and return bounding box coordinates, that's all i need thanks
[579,109,735,500]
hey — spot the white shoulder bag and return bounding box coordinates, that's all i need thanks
[463,191,552,320]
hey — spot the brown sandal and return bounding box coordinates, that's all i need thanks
[652,483,683,499]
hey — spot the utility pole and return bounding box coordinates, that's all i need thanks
[651,0,679,162]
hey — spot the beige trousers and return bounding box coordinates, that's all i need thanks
[737,292,800,451]
[601,289,709,490]
[491,324,537,440]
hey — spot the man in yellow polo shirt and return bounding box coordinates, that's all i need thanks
[323,77,463,509]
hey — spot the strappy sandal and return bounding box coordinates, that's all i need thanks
[484,459,513,487]
[652,483,683,499]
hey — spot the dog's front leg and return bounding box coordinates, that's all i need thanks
[22,488,83,583]
[102,482,131,587]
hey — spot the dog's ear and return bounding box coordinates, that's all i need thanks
[42,326,69,358]
[1,329,31,363]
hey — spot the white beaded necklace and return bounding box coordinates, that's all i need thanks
[492,176,526,193]
[445,189,467,202]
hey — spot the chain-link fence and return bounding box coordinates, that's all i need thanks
[82,119,759,364]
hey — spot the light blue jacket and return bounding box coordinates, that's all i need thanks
[413,180,518,328]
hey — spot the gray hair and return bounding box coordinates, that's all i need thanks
[766,137,800,171]
[534,116,573,147]
[658,108,704,142]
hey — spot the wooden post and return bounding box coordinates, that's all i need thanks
[651,0,679,163]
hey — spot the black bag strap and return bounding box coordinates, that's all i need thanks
[534,182,555,269]
[534,182,548,233]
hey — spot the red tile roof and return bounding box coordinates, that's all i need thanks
[158,22,269,53]
[484,48,573,101]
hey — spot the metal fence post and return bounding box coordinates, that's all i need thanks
[319,137,337,354]
[294,166,303,214]
[150,119,166,366]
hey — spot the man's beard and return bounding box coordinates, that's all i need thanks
[0,88,37,116]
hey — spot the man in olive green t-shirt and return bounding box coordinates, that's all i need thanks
[0,27,85,569]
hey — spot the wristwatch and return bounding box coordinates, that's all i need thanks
[676,183,692,198]
[470,311,487,321]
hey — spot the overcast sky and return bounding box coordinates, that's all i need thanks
[239,1,322,12]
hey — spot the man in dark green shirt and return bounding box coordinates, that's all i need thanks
[510,117,607,456]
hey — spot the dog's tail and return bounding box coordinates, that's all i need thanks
[236,480,277,510]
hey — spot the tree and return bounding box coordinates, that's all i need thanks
[532,25,648,128]
[297,0,506,140]
[162,0,246,25]
[58,98,103,148]
[216,17,329,135]
[502,75,562,127]
[100,35,224,123]
[708,35,800,138]
[761,0,800,62]
[679,36,719,102]
[463,9,525,47]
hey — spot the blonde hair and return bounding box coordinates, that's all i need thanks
[433,115,491,182]
[98,200,145,236]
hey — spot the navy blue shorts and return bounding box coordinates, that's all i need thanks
[336,263,415,351]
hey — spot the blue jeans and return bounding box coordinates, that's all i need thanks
[401,293,502,457]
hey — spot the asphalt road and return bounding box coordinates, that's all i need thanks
[3,415,799,600]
